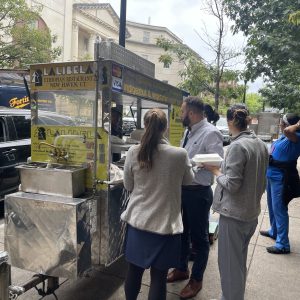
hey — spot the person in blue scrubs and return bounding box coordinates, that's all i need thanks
[260,113,300,254]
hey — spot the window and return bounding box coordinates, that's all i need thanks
[13,116,31,140]
[143,31,150,43]
[84,37,89,51]
[0,118,5,142]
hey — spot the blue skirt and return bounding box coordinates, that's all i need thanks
[124,224,181,270]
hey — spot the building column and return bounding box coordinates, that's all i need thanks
[63,0,73,61]
[88,33,96,59]
[72,22,79,61]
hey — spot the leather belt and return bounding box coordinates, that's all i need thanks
[182,185,209,191]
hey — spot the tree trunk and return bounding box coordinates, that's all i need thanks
[215,78,220,112]
[242,80,247,103]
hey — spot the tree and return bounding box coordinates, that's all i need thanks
[224,0,300,110]
[245,93,263,114]
[218,69,244,104]
[260,84,300,113]
[0,0,61,68]
[156,37,213,96]
[157,0,241,111]
[194,0,240,111]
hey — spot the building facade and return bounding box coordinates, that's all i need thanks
[25,0,186,86]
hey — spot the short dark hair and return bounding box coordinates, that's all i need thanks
[284,113,300,125]
[227,104,250,131]
[204,104,220,124]
[184,96,204,114]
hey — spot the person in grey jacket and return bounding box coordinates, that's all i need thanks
[121,108,194,300]
[204,104,269,300]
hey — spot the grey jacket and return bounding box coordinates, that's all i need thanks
[121,139,194,234]
[212,131,269,222]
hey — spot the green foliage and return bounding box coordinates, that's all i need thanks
[156,37,213,96]
[157,0,241,111]
[224,0,300,110]
[0,0,61,68]
[245,93,263,114]
[260,83,300,113]
[220,84,244,102]
[156,36,243,108]
[158,54,173,68]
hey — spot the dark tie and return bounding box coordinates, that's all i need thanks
[182,130,190,148]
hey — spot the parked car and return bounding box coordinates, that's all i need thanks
[216,117,231,145]
[122,108,137,136]
[0,108,75,211]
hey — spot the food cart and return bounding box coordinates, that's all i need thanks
[0,41,186,299]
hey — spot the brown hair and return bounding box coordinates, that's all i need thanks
[184,96,205,114]
[227,104,250,131]
[138,108,167,170]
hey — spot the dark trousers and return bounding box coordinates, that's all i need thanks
[125,263,168,300]
[178,186,213,281]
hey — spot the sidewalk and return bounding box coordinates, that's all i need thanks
[1,191,299,300]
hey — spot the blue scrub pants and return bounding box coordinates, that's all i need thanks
[267,177,290,250]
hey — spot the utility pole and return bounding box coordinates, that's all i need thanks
[242,79,247,104]
[119,0,127,47]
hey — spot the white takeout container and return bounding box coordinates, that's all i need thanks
[192,153,223,167]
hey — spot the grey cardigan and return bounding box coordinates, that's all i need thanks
[121,140,194,234]
[212,131,269,222]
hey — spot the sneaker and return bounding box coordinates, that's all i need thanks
[266,246,290,254]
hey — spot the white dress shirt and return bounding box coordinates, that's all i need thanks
[181,119,224,186]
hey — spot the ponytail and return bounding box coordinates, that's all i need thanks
[138,109,167,170]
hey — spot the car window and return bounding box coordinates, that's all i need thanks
[0,118,5,142]
[13,116,31,139]
[124,109,137,118]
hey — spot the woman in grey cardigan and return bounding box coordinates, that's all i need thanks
[121,108,194,300]
[204,105,269,300]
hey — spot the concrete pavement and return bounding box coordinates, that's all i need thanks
[1,191,300,300]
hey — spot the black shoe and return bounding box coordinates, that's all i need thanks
[260,230,275,240]
[266,246,290,254]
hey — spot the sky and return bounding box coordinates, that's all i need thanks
[100,0,262,92]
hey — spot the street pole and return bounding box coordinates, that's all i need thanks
[242,79,247,104]
[119,0,127,47]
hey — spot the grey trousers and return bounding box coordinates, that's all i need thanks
[218,215,257,300]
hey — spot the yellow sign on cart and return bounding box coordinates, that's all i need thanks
[31,125,108,190]
[30,62,96,91]
[169,105,184,147]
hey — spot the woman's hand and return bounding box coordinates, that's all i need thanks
[203,164,222,176]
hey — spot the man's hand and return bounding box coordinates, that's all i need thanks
[202,164,222,176]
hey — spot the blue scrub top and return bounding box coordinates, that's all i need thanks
[267,132,300,179]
